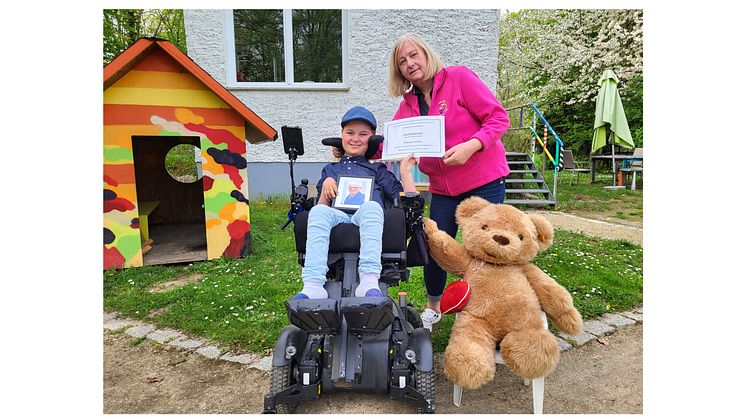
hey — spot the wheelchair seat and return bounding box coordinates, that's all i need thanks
[292,206,406,255]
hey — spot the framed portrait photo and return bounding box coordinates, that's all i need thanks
[333,175,374,212]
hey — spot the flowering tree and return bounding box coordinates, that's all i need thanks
[498,9,643,154]
[104,9,186,65]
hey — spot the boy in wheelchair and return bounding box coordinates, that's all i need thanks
[294,106,417,300]
[266,107,434,414]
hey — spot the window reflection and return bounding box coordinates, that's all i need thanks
[292,10,342,83]
[232,9,343,84]
[233,10,285,82]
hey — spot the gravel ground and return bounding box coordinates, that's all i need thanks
[528,210,642,245]
[104,323,642,414]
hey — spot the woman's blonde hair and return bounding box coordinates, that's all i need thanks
[387,33,444,97]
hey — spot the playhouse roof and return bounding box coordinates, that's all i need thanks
[104,37,277,143]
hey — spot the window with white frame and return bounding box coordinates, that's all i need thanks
[229,9,346,88]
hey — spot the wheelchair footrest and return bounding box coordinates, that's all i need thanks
[285,298,340,334]
[340,297,394,334]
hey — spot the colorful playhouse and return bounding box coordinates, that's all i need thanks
[104,38,277,269]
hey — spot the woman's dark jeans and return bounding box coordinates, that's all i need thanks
[424,177,506,301]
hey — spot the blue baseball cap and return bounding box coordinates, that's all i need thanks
[341,106,377,131]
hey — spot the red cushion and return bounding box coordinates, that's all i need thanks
[440,280,471,314]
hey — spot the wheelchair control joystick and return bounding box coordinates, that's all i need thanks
[281,179,313,230]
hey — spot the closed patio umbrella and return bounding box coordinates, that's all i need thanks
[591,69,634,187]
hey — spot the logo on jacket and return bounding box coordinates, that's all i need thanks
[438,99,448,115]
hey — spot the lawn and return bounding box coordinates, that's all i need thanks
[539,161,644,224]
[104,188,643,353]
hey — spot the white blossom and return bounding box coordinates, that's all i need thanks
[499,10,643,108]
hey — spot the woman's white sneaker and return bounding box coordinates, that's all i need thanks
[421,308,442,331]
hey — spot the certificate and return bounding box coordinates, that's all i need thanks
[382,116,445,160]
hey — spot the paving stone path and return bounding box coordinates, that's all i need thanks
[103,306,642,371]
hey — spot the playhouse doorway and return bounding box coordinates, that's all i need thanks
[132,136,208,265]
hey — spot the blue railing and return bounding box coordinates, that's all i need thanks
[529,102,564,170]
[505,102,566,200]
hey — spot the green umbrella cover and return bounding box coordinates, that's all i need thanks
[592,69,635,153]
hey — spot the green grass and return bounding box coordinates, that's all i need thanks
[104,196,642,353]
[532,156,643,223]
[129,336,147,346]
[165,144,199,181]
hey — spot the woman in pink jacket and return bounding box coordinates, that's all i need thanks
[389,33,511,330]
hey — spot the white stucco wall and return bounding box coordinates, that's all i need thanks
[184,9,500,164]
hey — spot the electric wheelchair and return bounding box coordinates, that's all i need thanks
[263,129,434,414]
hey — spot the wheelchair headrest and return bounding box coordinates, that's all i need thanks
[322,135,384,160]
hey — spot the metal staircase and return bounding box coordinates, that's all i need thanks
[502,102,566,208]
[503,151,556,207]
[405,102,564,208]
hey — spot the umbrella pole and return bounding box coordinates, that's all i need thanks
[611,136,616,186]
[604,130,625,190]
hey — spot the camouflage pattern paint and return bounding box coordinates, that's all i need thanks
[104,49,252,269]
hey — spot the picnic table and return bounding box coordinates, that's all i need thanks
[590,154,632,183]
[620,156,644,190]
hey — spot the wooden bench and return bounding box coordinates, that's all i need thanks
[138,200,161,248]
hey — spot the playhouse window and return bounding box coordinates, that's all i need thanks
[228,9,347,89]
[165,144,202,184]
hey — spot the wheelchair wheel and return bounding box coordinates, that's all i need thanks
[404,305,423,329]
[270,364,299,414]
[414,370,435,413]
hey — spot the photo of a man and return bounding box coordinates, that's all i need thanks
[332,175,374,212]
[343,182,366,205]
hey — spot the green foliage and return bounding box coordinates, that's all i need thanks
[103,9,186,65]
[104,196,643,354]
[498,10,643,154]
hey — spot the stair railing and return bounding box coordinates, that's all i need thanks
[529,102,565,201]
[506,102,565,201]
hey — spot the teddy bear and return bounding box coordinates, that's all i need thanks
[423,197,583,389]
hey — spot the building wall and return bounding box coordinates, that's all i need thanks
[185,9,500,196]
[104,48,253,268]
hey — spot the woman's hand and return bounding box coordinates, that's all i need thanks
[318,177,338,205]
[442,138,483,166]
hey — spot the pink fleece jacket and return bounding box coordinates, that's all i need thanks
[392,66,510,196]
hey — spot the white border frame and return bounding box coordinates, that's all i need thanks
[382,115,446,160]
[225,9,348,90]
[333,175,374,211]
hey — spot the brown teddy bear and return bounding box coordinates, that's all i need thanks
[423,197,583,389]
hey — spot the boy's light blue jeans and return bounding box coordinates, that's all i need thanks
[301,201,384,286]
